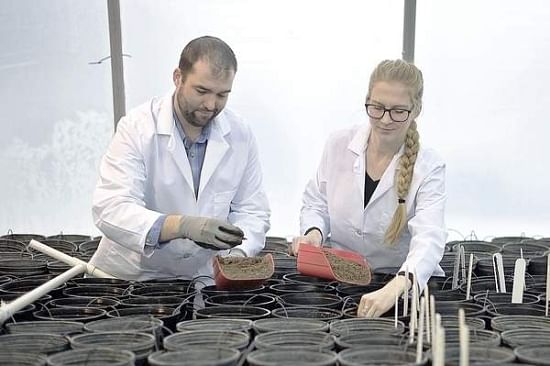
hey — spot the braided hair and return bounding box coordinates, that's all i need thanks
[366,59,423,246]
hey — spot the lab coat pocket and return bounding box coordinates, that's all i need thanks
[213,190,236,218]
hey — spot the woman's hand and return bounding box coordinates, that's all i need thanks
[289,229,323,256]
[357,275,410,318]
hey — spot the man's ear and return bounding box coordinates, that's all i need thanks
[173,68,181,86]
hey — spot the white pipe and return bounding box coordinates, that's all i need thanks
[0,265,86,325]
[29,239,115,278]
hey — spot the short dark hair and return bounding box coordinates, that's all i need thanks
[178,36,237,80]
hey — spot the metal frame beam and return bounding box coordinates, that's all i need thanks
[107,0,126,129]
[402,0,417,63]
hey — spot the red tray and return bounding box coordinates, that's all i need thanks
[213,254,274,290]
[297,243,371,285]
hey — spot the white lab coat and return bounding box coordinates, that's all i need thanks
[301,124,446,289]
[89,93,271,281]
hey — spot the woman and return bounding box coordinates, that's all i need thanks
[291,59,446,318]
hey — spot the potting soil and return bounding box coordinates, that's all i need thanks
[324,252,371,284]
[218,256,272,279]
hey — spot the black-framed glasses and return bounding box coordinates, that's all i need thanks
[365,103,411,123]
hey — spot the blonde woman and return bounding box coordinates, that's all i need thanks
[292,59,446,318]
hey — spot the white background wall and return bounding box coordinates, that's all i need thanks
[1,0,549,240]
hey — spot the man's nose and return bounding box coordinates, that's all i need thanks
[202,95,216,111]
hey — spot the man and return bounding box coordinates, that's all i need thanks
[89,36,271,281]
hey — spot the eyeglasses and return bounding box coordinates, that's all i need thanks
[365,103,411,123]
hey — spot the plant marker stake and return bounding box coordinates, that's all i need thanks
[452,245,462,290]
[466,253,474,300]
[430,295,436,345]
[459,308,470,366]
[493,253,506,293]
[546,253,549,317]
[394,274,399,328]
[403,266,409,317]
[416,297,425,364]
[460,246,466,284]
[424,285,431,344]
[409,271,418,344]
[0,264,86,325]
[512,249,526,304]
[433,313,445,366]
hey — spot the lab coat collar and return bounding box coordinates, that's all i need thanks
[348,123,405,210]
[157,92,231,200]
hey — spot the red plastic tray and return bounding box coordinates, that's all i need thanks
[297,243,371,285]
[213,254,274,290]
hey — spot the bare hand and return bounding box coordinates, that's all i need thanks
[357,275,410,318]
[289,229,322,256]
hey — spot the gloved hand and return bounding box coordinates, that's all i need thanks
[178,216,244,250]
[357,275,410,318]
[289,229,323,256]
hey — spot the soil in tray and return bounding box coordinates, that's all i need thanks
[325,252,371,284]
[218,256,272,280]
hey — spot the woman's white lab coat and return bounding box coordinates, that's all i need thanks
[300,124,446,289]
[89,94,270,281]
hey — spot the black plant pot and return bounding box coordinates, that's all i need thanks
[106,306,182,332]
[194,305,271,320]
[163,330,250,351]
[271,306,342,321]
[205,293,277,310]
[148,348,240,366]
[177,318,253,333]
[247,349,337,366]
[33,307,107,322]
[253,318,329,334]
[254,330,335,351]
[278,292,342,309]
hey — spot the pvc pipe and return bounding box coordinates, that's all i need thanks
[0,265,86,325]
[29,240,114,278]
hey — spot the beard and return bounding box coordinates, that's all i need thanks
[175,92,220,128]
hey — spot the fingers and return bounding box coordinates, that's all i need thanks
[214,233,242,248]
[195,241,223,250]
[357,293,384,318]
[289,238,302,256]
[218,223,245,237]
[215,223,244,248]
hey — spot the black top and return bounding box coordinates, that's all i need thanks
[364,172,380,208]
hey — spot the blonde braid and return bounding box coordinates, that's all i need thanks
[384,120,420,245]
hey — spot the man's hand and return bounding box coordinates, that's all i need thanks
[289,229,323,256]
[178,216,244,250]
[357,275,410,318]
